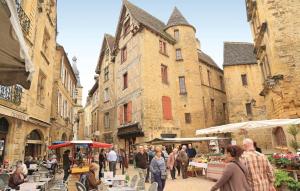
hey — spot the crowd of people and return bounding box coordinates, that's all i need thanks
[101,139,274,191]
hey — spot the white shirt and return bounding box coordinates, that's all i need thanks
[107,150,117,162]
[22,164,28,175]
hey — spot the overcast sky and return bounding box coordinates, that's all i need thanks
[57,0,253,105]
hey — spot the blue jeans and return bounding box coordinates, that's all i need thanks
[153,173,166,191]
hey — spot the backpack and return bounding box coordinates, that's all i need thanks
[79,173,89,190]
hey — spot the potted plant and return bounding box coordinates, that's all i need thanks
[287,125,300,152]
[275,170,300,191]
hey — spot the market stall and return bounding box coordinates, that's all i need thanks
[195,118,300,186]
[146,137,230,179]
[48,140,112,174]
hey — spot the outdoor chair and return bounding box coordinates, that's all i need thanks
[148,182,158,191]
[136,178,145,191]
[0,173,9,190]
[76,181,86,191]
[130,174,138,188]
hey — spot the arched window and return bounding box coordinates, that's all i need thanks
[62,133,67,141]
[27,130,42,140]
[273,127,287,146]
[0,118,9,133]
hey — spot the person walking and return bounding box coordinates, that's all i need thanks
[135,146,148,188]
[119,148,128,175]
[146,146,155,182]
[150,147,167,191]
[242,138,275,191]
[187,144,197,161]
[107,147,118,176]
[210,145,250,191]
[167,148,177,180]
[63,150,72,182]
[98,149,106,179]
[177,145,189,179]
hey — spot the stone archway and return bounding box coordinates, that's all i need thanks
[62,133,67,141]
[0,117,9,164]
[25,129,44,158]
[273,127,287,147]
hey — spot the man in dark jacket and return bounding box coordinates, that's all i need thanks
[63,149,71,181]
[135,146,148,189]
[186,144,197,160]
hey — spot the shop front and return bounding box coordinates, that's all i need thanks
[25,129,44,159]
[117,122,144,164]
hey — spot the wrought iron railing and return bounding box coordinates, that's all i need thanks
[0,85,22,105]
[15,0,31,34]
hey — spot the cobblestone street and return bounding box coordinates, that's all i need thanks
[68,165,215,191]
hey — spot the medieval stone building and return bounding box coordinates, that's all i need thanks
[94,1,227,157]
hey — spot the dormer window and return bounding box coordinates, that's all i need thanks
[123,19,130,37]
[174,29,179,40]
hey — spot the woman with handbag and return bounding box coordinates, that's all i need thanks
[150,147,167,191]
[210,145,250,191]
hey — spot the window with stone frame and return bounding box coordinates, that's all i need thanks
[37,71,46,106]
[223,103,227,120]
[207,70,211,86]
[185,113,191,124]
[245,103,252,116]
[104,66,109,81]
[219,76,225,91]
[161,65,168,84]
[179,76,187,94]
[123,18,131,37]
[176,48,183,60]
[210,99,215,120]
[159,40,167,55]
[273,127,287,146]
[105,49,109,61]
[121,46,127,63]
[123,72,128,89]
[199,66,203,84]
[60,56,64,80]
[174,29,179,40]
[241,74,248,86]
[260,53,271,80]
[252,10,261,36]
[104,112,110,129]
[42,28,50,56]
[104,88,109,102]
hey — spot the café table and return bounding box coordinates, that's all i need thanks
[19,182,46,191]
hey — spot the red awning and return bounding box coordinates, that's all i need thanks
[48,142,72,149]
[90,142,112,148]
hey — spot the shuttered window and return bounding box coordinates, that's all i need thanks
[162,96,172,120]
[161,65,168,84]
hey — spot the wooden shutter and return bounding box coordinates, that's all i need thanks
[127,101,132,123]
[118,106,123,125]
[162,96,172,120]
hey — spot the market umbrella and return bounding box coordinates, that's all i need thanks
[90,142,112,148]
[48,141,72,149]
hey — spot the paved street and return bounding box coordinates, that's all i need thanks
[68,165,215,191]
